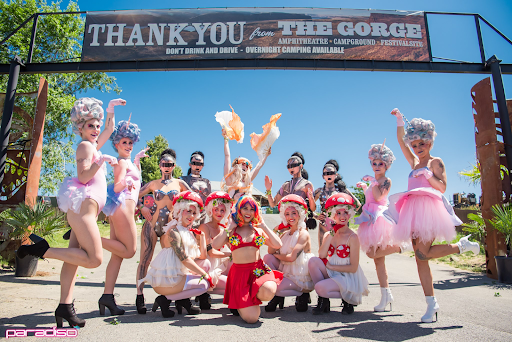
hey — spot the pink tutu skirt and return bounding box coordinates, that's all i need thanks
[356,203,394,253]
[57,176,106,215]
[385,188,462,244]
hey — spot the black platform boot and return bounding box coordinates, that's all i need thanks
[63,229,71,240]
[152,295,175,318]
[175,298,201,315]
[341,299,355,315]
[16,234,49,259]
[264,295,285,312]
[312,296,330,315]
[295,292,310,312]
[98,294,125,315]
[136,294,146,314]
[55,302,86,328]
[195,293,211,310]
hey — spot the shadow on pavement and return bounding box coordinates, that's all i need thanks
[434,269,512,290]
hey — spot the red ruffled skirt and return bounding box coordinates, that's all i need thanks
[223,259,283,309]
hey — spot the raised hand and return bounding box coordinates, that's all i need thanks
[362,175,378,186]
[264,175,272,191]
[134,147,149,167]
[391,108,405,127]
[356,182,368,192]
[107,98,126,113]
[96,153,118,166]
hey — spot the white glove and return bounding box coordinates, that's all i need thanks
[96,153,118,166]
[356,182,368,192]
[107,98,126,113]
[362,175,378,186]
[134,147,149,168]
[391,108,405,127]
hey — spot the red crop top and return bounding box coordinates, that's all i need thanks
[327,233,354,259]
[228,228,266,251]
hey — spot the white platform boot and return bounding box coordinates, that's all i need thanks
[374,287,393,312]
[456,234,480,255]
[421,296,439,323]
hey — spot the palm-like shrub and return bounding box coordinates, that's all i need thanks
[490,204,512,256]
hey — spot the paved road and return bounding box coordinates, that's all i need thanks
[1,215,511,341]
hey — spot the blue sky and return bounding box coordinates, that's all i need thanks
[69,0,512,203]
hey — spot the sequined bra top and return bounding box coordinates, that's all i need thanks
[327,233,354,259]
[228,227,266,251]
[154,189,179,201]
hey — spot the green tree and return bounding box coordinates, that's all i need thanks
[139,135,182,183]
[349,184,367,214]
[0,0,120,195]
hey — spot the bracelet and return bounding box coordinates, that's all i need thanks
[265,189,272,196]
[224,227,229,235]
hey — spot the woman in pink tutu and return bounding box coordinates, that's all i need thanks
[307,193,369,315]
[386,108,480,323]
[17,97,123,327]
[197,191,234,309]
[99,119,146,316]
[355,143,409,312]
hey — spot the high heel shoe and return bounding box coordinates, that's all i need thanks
[55,302,86,328]
[16,234,49,259]
[63,229,71,240]
[294,293,310,312]
[152,295,175,318]
[175,298,201,315]
[312,296,330,315]
[421,296,439,323]
[136,294,146,314]
[456,234,480,255]
[341,299,355,315]
[374,287,394,312]
[98,294,125,316]
[230,308,240,316]
[195,293,211,310]
[265,296,285,312]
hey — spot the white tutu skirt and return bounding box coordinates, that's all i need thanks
[102,184,126,216]
[280,252,314,292]
[138,248,186,288]
[326,255,369,305]
[384,188,462,244]
[356,203,394,253]
[208,249,231,286]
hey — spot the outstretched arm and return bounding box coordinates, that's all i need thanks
[97,99,126,149]
[250,148,271,181]
[223,129,231,177]
[265,175,282,208]
[391,108,417,168]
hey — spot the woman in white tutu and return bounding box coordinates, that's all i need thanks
[197,191,233,309]
[264,194,314,312]
[139,191,213,318]
[308,193,369,315]
[17,97,123,327]
[386,108,480,323]
[99,118,147,316]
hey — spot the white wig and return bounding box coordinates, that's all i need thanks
[70,97,104,135]
[368,144,396,168]
[279,202,307,229]
[403,118,437,147]
[206,198,233,224]
[327,204,356,221]
[173,200,201,227]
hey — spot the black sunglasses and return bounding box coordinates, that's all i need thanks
[191,161,204,166]
[287,162,301,169]
[161,162,175,168]
[323,171,336,176]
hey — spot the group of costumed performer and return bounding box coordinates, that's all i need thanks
[17,97,125,327]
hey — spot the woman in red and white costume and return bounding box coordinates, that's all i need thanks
[308,193,369,315]
[212,195,282,323]
[197,191,233,309]
[138,191,213,318]
[386,108,480,323]
[264,194,314,312]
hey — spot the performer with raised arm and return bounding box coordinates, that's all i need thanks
[139,191,212,318]
[212,196,283,323]
[99,118,146,316]
[135,149,190,313]
[386,108,480,323]
[17,98,122,327]
[264,195,314,312]
[307,193,369,315]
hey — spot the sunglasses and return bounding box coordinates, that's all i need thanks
[238,161,250,167]
[323,171,336,176]
[191,161,204,166]
[287,162,301,169]
[161,162,175,168]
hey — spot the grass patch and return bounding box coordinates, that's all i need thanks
[433,233,486,273]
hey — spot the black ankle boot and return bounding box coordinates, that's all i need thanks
[175,298,201,315]
[98,294,125,315]
[136,294,146,314]
[55,302,86,328]
[265,296,285,312]
[152,295,175,318]
[341,299,355,315]
[63,229,71,240]
[295,292,310,312]
[16,234,49,259]
[195,293,211,310]
[230,308,240,316]
[312,296,330,315]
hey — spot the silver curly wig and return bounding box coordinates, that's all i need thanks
[110,120,141,152]
[70,97,104,135]
[368,144,396,168]
[403,118,437,147]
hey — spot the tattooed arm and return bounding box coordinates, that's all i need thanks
[168,228,208,275]
[426,157,447,193]
[372,177,392,202]
[76,141,104,184]
[96,110,115,150]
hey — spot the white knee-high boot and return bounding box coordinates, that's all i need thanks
[374,287,393,312]
[421,296,439,323]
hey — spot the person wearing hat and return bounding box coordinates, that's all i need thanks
[307,193,369,315]
[264,194,314,312]
[181,151,212,226]
[138,191,213,318]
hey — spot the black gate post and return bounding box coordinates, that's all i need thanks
[0,56,23,185]
[487,55,512,176]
